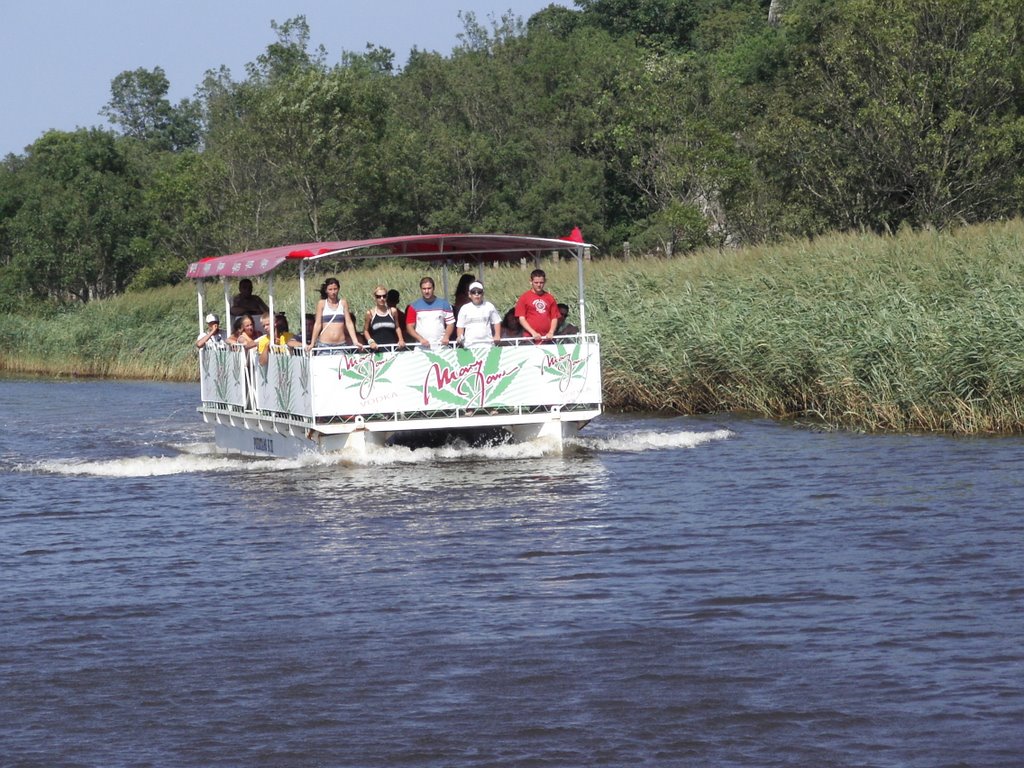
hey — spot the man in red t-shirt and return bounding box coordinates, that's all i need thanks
[514,269,561,343]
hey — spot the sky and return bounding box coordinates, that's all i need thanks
[1,0,565,157]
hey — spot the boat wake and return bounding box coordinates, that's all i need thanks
[26,451,259,478]
[573,427,732,453]
[18,428,732,477]
[349,438,550,465]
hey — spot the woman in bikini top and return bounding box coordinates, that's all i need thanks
[307,277,363,350]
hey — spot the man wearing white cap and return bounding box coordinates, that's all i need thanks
[195,313,228,349]
[456,281,502,347]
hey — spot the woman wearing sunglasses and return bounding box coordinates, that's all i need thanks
[363,285,407,351]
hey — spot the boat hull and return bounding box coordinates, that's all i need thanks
[203,405,600,458]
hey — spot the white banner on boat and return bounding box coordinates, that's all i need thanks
[200,339,602,419]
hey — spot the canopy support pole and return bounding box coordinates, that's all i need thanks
[267,273,275,339]
[299,263,308,346]
[223,280,231,332]
[197,284,205,334]
[576,246,587,335]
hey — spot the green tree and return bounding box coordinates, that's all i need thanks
[757,0,1024,232]
[102,66,200,151]
[392,18,629,241]
[265,58,393,240]
[574,0,742,51]
[246,15,326,81]
[4,130,148,304]
[599,45,755,250]
[196,18,397,246]
[130,149,224,288]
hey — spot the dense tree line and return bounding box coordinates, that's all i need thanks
[2,0,1024,310]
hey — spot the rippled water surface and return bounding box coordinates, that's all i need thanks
[2,378,1022,766]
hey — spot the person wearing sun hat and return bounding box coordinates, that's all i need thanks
[195,313,228,349]
[456,281,502,347]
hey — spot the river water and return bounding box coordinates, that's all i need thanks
[1,378,1021,767]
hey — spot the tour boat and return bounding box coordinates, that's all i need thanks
[187,234,602,458]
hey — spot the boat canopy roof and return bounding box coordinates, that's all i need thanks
[186,233,590,280]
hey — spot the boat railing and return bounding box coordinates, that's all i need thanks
[200,333,602,427]
[303,333,589,355]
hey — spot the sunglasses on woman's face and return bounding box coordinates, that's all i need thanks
[469,290,483,295]
[374,294,387,299]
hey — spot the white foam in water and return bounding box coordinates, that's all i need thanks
[19,428,731,477]
[28,451,259,478]
[575,428,732,453]
[22,438,550,476]
[276,438,550,468]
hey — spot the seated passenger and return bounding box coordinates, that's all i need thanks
[257,313,301,365]
[196,313,228,349]
[228,315,257,350]
[499,308,521,343]
[386,289,407,337]
[555,303,579,336]
[453,273,476,321]
[230,279,270,332]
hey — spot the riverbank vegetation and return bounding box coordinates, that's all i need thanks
[4,220,1024,434]
[4,0,1024,433]
[3,0,1024,312]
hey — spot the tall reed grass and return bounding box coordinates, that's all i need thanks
[590,221,1024,433]
[4,220,1024,433]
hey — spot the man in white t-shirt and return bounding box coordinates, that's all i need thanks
[196,313,228,349]
[456,281,501,347]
